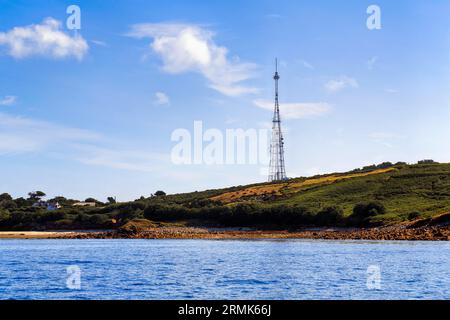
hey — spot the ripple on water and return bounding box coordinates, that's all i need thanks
[0,239,449,300]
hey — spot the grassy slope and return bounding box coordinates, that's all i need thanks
[166,163,450,224]
[2,163,449,230]
[278,164,450,223]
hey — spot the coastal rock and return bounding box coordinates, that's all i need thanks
[54,225,450,241]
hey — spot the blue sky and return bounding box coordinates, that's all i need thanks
[1,0,450,201]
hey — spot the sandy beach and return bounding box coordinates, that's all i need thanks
[0,231,80,239]
[0,230,106,239]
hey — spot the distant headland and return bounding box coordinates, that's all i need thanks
[1,160,449,240]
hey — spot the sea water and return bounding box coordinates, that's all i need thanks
[0,239,449,300]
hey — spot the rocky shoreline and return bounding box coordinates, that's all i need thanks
[57,225,450,241]
[2,213,449,240]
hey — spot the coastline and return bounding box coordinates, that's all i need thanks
[1,225,449,241]
[0,231,81,239]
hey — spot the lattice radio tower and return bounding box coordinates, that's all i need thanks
[268,59,287,182]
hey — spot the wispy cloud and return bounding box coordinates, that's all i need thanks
[154,91,170,106]
[298,59,314,70]
[0,112,178,175]
[74,145,168,173]
[385,88,399,94]
[253,99,331,119]
[369,131,405,148]
[324,76,358,93]
[127,22,259,96]
[90,40,108,47]
[0,112,100,154]
[0,95,17,106]
[367,56,378,70]
[1,112,179,180]
[0,18,88,60]
[265,14,282,19]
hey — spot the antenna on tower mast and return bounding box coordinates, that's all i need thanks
[268,58,287,182]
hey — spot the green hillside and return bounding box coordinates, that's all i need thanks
[151,162,450,226]
[1,162,450,230]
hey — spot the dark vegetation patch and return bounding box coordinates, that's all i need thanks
[1,162,450,230]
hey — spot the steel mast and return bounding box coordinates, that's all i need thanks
[268,58,287,182]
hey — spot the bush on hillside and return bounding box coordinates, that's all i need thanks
[34,211,66,224]
[407,211,421,221]
[315,206,344,226]
[352,201,386,217]
[114,202,146,222]
[347,201,386,227]
[88,214,110,226]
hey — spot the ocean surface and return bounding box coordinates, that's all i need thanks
[0,239,449,300]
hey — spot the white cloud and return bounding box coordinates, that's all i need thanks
[298,59,314,70]
[369,131,405,148]
[265,14,282,19]
[0,95,17,106]
[0,112,171,174]
[127,22,259,96]
[324,76,359,93]
[0,133,39,154]
[75,145,167,173]
[369,132,400,140]
[0,18,88,60]
[90,40,107,47]
[0,112,100,154]
[154,91,170,106]
[367,56,378,70]
[385,88,399,94]
[253,99,331,119]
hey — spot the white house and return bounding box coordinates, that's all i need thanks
[32,201,62,211]
[72,201,96,207]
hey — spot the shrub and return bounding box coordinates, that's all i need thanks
[8,211,35,228]
[38,210,67,223]
[52,219,74,228]
[315,206,344,226]
[407,211,421,221]
[352,202,386,217]
[0,200,17,210]
[115,202,146,222]
[189,198,216,208]
[418,159,437,164]
[88,214,110,226]
[348,202,386,227]
[13,197,28,208]
[201,205,232,222]
[0,209,11,227]
[74,213,90,224]
[0,193,13,201]
[144,204,190,221]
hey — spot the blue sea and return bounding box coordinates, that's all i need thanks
[0,239,449,300]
